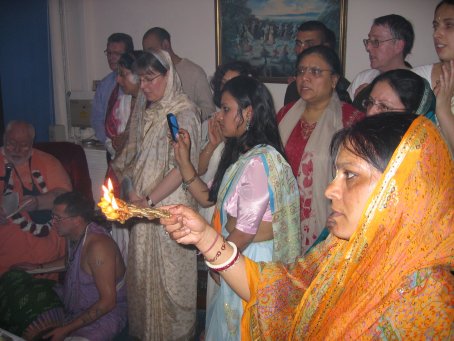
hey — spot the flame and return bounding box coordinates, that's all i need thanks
[97,177,170,223]
[102,185,110,202]
[112,196,119,209]
[107,178,113,191]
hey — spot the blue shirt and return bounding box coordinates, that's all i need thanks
[91,71,118,143]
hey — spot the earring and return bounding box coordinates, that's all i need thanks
[246,117,250,131]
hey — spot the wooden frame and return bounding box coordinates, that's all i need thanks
[215,0,348,83]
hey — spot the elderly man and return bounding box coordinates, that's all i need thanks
[0,121,71,276]
[284,21,351,105]
[91,33,134,144]
[348,14,414,101]
[142,27,215,121]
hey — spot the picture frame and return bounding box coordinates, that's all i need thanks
[215,0,348,83]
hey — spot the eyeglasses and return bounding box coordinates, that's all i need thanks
[296,66,333,78]
[5,141,32,151]
[295,39,316,49]
[362,98,406,112]
[139,73,162,84]
[51,214,77,222]
[104,50,123,58]
[362,38,396,48]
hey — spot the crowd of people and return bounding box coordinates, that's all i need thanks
[0,1,453,340]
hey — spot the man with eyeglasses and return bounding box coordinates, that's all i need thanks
[0,121,72,276]
[284,21,351,105]
[348,14,414,103]
[91,33,134,145]
[3,192,127,340]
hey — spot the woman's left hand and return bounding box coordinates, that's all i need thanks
[173,129,192,168]
[128,190,147,208]
[434,61,454,105]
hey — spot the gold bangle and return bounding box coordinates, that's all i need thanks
[182,174,197,192]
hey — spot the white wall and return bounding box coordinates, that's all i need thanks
[345,0,438,80]
[50,0,440,131]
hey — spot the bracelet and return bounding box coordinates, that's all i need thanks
[146,196,155,207]
[217,250,240,273]
[205,238,226,263]
[196,233,219,256]
[182,174,197,192]
[205,241,239,272]
[202,146,214,155]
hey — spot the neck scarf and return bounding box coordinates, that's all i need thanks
[215,145,301,263]
[2,152,52,237]
[415,78,437,125]
[279,94,344,253]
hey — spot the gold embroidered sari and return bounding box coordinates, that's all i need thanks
[242,116,454,340]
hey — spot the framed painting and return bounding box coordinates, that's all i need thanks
[215,0,348,83]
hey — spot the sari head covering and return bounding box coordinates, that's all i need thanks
[243,115,453,340]
[415,78,437,124]
[112,49,201,196]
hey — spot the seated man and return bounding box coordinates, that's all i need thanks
[42,192,127,340]
[0,120,71,276]
[0,192,127,340]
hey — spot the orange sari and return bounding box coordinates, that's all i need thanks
[242,116,454,340]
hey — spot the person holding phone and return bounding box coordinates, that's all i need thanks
[110,50,201,340]
[173,76,301,340]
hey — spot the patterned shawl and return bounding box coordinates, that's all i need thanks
[111,50,201,196]
[215,145,301,263]
[242,116,454,339]
[279,93,344,253]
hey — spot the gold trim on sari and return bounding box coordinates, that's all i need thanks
[243,116,454,340]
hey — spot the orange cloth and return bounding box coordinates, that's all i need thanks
[212,207,221,234]
[0,149,72,277]
[242,116,454,340]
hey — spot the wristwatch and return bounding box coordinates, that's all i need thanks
[146,195,155,207]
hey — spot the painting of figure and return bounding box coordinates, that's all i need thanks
[215,0,347,83]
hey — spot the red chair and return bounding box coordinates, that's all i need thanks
[34,142,94,207]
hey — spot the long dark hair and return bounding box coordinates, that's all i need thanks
[208,76,285,202]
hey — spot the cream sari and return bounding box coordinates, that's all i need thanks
[112,50,201,340]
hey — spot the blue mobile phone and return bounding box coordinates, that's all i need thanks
[167,113,180,141]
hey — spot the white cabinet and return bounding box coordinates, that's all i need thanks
[83,146,107,204]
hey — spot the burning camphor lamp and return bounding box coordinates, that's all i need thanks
[98,179,171,224]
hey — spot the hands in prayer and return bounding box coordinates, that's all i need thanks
[207,114,224,148]
[434,60,454,106]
